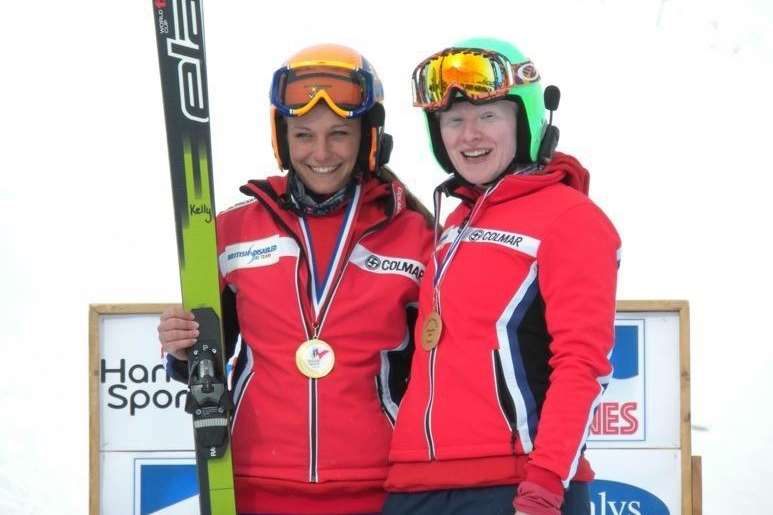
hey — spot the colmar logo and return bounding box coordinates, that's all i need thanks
[468,229,523,247]
[351,244,426,283]
[460,226,540,257]
[365,255,382,270]
[366,254,423,280]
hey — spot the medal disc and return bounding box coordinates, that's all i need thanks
[421,311,443,351]
[296,338,335,378]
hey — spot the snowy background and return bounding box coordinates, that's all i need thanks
[1,0,772,513]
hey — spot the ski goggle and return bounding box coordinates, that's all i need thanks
[270,61,379,119]
[411,48,540,111]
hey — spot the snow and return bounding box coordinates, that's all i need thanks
[1,0,771,513]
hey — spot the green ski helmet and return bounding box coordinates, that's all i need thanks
[411,37,555,174]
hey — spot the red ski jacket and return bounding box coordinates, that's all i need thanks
[169,174,433,513]
[386,153,621,505]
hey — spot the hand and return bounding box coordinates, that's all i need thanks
[158,305,199,361]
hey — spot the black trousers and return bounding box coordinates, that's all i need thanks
[382,481,590,515]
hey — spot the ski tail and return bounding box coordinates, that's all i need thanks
[151,1,237,514]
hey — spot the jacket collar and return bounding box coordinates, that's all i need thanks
[443,152,590,206]
[239,174,407,238]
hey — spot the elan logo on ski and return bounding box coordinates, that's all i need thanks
[154,0,166,8]
[165,0,208,123]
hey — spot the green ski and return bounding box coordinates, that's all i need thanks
[151,0,236,513]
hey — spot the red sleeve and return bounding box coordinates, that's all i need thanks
[525,201,621,495]
[216,212,228,292]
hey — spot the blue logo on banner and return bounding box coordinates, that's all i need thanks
[140,464,198,514]
[611,325,639,379]
[589,480,669,515]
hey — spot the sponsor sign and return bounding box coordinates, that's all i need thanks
[98,312,193,451]
[587,449,682,515]
[134,458,199,515]
[588,311,681,448]
[590,320,646,441]
[99,451,198,515]
[91,306,201,515]
[91,302,691,514]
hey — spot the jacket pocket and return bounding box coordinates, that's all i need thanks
[375,375,397,428]
[492,350,518,452]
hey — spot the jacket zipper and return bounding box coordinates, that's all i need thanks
[309,378,318,482]
[253,192,392,483]
[423,347,438,460]
[493,351,519,455]
[422,193,490,461]
[375,376,396,427]
[250,195,323,482]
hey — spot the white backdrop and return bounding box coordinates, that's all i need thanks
[1,0,771,513]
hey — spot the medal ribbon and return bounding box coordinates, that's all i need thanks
[297,183,362,338]
[431,184,497,314]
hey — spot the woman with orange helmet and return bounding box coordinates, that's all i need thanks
[159,44,433,514]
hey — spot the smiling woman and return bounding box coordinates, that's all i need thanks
[437,100,518,185]
[285,105,362,195]
[157,44,434,515]
[384,37,622,515]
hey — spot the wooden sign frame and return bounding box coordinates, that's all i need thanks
[88,301,698,514]
[88,303,172,515]
[616,300,694,515]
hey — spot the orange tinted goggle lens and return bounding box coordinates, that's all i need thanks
[415,52,508,107]
[281,66,364,110]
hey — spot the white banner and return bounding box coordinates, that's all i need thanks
[98,313,194,451]
[91,303,690,514]
[587,449,681,515]
[588,312,681,448]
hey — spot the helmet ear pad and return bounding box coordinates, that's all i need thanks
[358,102,392,173]
[537,124,559,164]
[271,107,291,170]
[509,96,533,165]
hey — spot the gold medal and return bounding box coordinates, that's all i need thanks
[295,338,335,378]
[421,311,443,351]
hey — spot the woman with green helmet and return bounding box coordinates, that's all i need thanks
[384,38,621,515]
